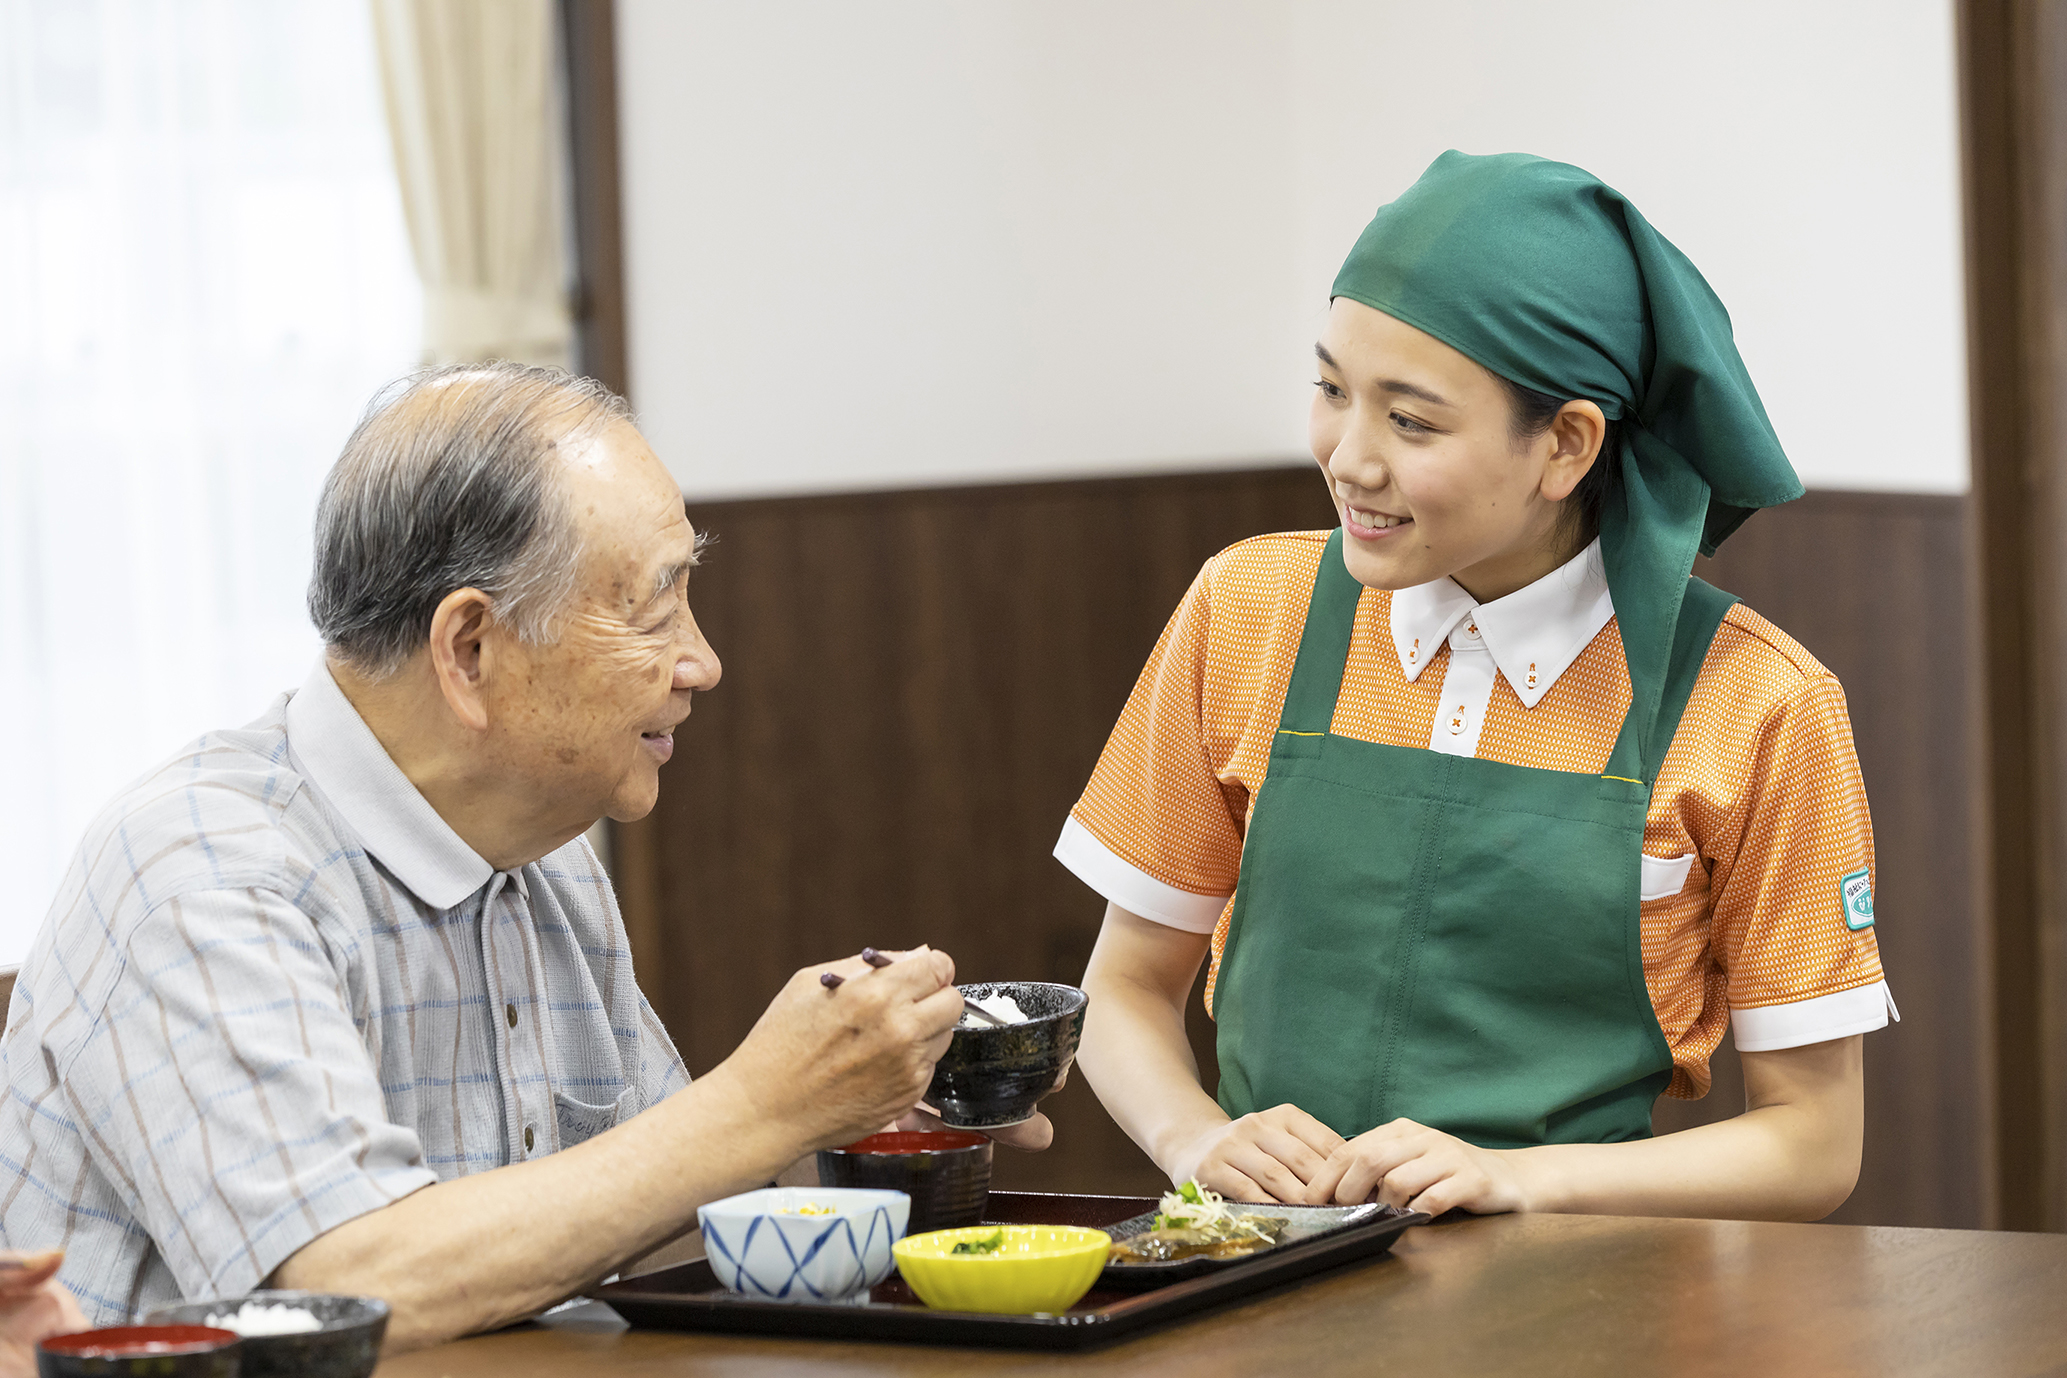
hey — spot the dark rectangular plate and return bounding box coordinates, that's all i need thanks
[590,1190,1426,1352]
[1099,1199,1402,1288]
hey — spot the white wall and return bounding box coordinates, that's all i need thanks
[618,1,1968,500]
[1285,1,1969,496]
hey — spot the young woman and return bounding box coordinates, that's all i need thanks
[1059,152,1894,1222]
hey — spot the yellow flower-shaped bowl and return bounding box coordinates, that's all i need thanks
[892,1224,1112,1314]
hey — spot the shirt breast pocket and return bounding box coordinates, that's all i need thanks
[554,1086,632,1149]
[1639,852,1697,903]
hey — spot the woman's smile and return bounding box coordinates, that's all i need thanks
[1344,502,1412,540]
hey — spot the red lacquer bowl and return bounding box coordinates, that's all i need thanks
[38,1324,240,1376]
[817,1129,993,1234]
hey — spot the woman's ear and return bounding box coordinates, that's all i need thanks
[1540,399,1609,502]
[426,587,497,733]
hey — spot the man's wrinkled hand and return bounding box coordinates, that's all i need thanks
[893,1100,1056,1152]
[726,946,964,1150]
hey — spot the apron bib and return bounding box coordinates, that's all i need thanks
[1214,530,1734,1148]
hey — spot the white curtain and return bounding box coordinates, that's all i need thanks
[0,0,423,963]
[370,0,573,368]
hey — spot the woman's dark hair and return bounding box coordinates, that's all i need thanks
[1495,375,1618,551]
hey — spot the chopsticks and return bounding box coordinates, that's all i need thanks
[820,948,1010,1027]
[817,946,895,987]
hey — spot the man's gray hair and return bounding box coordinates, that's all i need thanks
[309,361,633,678]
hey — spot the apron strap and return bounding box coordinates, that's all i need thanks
[1274,529,1364,741]
[1602,575,1738,787]
[1279,530,1738,788]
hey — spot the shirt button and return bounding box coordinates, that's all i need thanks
[1449,704,1468,735]
[506,1003,518,1028]
[524,1126,535,1152]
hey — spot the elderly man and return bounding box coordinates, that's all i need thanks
[0,364,1043,1351]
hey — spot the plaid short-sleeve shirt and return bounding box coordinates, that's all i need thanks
[0,662,689,1323]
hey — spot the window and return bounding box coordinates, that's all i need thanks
[0,0,422,962]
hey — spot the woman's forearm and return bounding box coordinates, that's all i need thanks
[1078,968,1228,1175]
[1517,1102,1856,1220]
[1077,905,1230,1177]
[1516,1038,1864,1221]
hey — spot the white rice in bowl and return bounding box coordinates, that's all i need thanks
[202,1300,324,1336]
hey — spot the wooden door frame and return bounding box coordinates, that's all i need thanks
[559,0,665,980]
[560,0,630,400]
[1959,0,2067,1232]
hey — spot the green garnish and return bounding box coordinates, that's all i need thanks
[950,1228,1006,1255]
[1154,1180,1209,1227]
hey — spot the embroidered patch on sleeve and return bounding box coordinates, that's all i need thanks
[1840,869,1874,930]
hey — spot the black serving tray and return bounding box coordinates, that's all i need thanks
[591,1190,1425,1352]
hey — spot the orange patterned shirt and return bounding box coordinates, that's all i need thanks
[1058,531,1892,1099]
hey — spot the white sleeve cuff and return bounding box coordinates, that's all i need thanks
[1731,979,1900,1052]
[1052,815,1230,933]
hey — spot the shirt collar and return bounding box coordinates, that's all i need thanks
[1389,539,1616,709]
[285,658,496,909]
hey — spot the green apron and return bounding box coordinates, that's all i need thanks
[1214,530,1736,1148]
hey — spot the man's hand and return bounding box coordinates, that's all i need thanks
[718,947,965,1151]
[0,1250,87,1378]
[1168,1104,1345,1203]
[1307,1118,1531,1216]
[270,945,968,1352]
[892,1103,1054,1150]
[892,1062,1070,1151]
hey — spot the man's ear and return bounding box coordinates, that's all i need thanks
[426,587,498,733]
[1540,399,1609,503]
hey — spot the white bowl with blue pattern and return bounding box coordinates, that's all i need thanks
[697,1186,911,1302]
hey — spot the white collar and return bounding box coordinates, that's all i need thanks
[1388,539,1616,708]
[285,658,497,909]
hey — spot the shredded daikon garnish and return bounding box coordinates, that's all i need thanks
[1152,1180,1275,1240]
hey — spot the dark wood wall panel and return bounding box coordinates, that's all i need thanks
[627,468,1336,1195]
[620,474,1982,1223]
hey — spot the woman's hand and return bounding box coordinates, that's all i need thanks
[1309,1118,1534,1216]
[1294,1038,1865,1222]
[0,1250,88,1377]
[1170,1104,1345,1204]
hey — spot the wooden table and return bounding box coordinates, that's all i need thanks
[376,1212,2067,1377]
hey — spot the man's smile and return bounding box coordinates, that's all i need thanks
[640,703,692,762]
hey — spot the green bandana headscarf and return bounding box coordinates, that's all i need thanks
[1330,149,1803,775]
